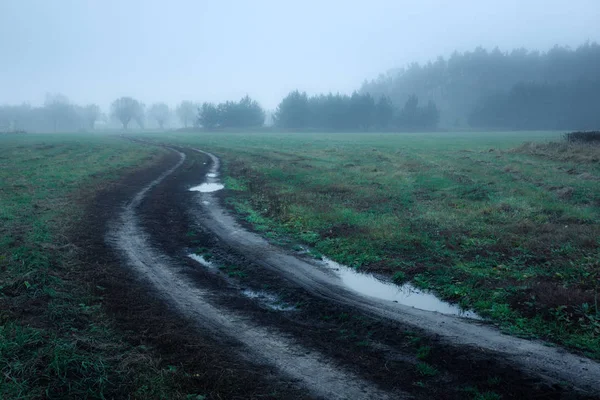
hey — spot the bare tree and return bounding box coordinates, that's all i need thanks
[176,101,198,128]
[111,97,143,130]
[82,104,101,130]
[149,102,170,129]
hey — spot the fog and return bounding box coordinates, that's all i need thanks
[1,0,598,111]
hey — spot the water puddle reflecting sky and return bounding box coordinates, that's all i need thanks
[188,253,215,268]
[322,257,479,319]
[190,164,222,192]
[242,289,296,311]
[189,183,224,192]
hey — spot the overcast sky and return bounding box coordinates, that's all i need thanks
[1,0,599,110]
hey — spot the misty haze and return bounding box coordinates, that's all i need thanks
[1,1,600,399]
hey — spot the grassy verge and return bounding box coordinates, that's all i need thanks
[0,134,190,398]
[142,131,600,358]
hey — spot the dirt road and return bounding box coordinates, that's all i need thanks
[104,143,600,399]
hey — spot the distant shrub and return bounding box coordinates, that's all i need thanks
[564,131,600,144]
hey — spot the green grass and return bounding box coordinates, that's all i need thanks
[218,264,248,278]
[416,345,432,360]
[139,130,600,358]
[0,133,183,398]
[416,362,439,377]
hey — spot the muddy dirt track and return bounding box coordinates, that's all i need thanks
[98,142,600,399]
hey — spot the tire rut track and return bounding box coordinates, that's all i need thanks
[108,147,402,400]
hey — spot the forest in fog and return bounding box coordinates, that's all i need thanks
[361,42,600,130]
[2,42,599,132]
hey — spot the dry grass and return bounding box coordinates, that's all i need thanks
[513,140,600,164]
[565,131,600,144]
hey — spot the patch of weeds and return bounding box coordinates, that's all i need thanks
[412,274,432,290]
[487,376,503,386]
[315,237,382,268]
[0,323,113,397]
[223,176,247,191]
[416,362,439,377]
[291,244,305,252]
[337,312,350,321]
[462,386,503,400]
[265,231,283,241]
[476,391,503,400]
[336,329,358,341]
[551,242,576,257]
[298,231,320,245]
[230,198,274,233]
[194,247,214,261]
[392,271,407,284]
[416,345,431,360]
[407,334,422,346]
[307,248,323,259]
[185,230,203,245]
[218,265,247,279]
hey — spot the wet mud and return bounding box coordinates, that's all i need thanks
[109,148,399,400]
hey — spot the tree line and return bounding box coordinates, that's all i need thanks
[361,41,600,129]
[194,91,439,131]
[0,95,199,132]
[469,79,600,130]
[271,91,439,131]
[1,89,442,132]
[198,96,265,129]
[0,94,101,132]
[4,41,598,133]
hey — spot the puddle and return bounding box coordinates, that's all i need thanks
[189,183,224,193]
[190,153,222,192]
[188,253,216,268]
[202,200,211,205]
[242,289,296,311]
[322,257,479,319]
[189,253,295,311]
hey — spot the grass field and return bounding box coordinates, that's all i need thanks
[2,130,599,398]
[145,130,600,357]
[0,134,184,398]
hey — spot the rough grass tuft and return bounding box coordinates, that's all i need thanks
[514,140,600,164]
[564,131,600,144]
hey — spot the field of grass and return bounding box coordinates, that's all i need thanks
[0,134,186,398]
[146,130,600,357]
[3,130,597,397]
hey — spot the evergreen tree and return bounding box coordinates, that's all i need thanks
[274,90,310,129]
